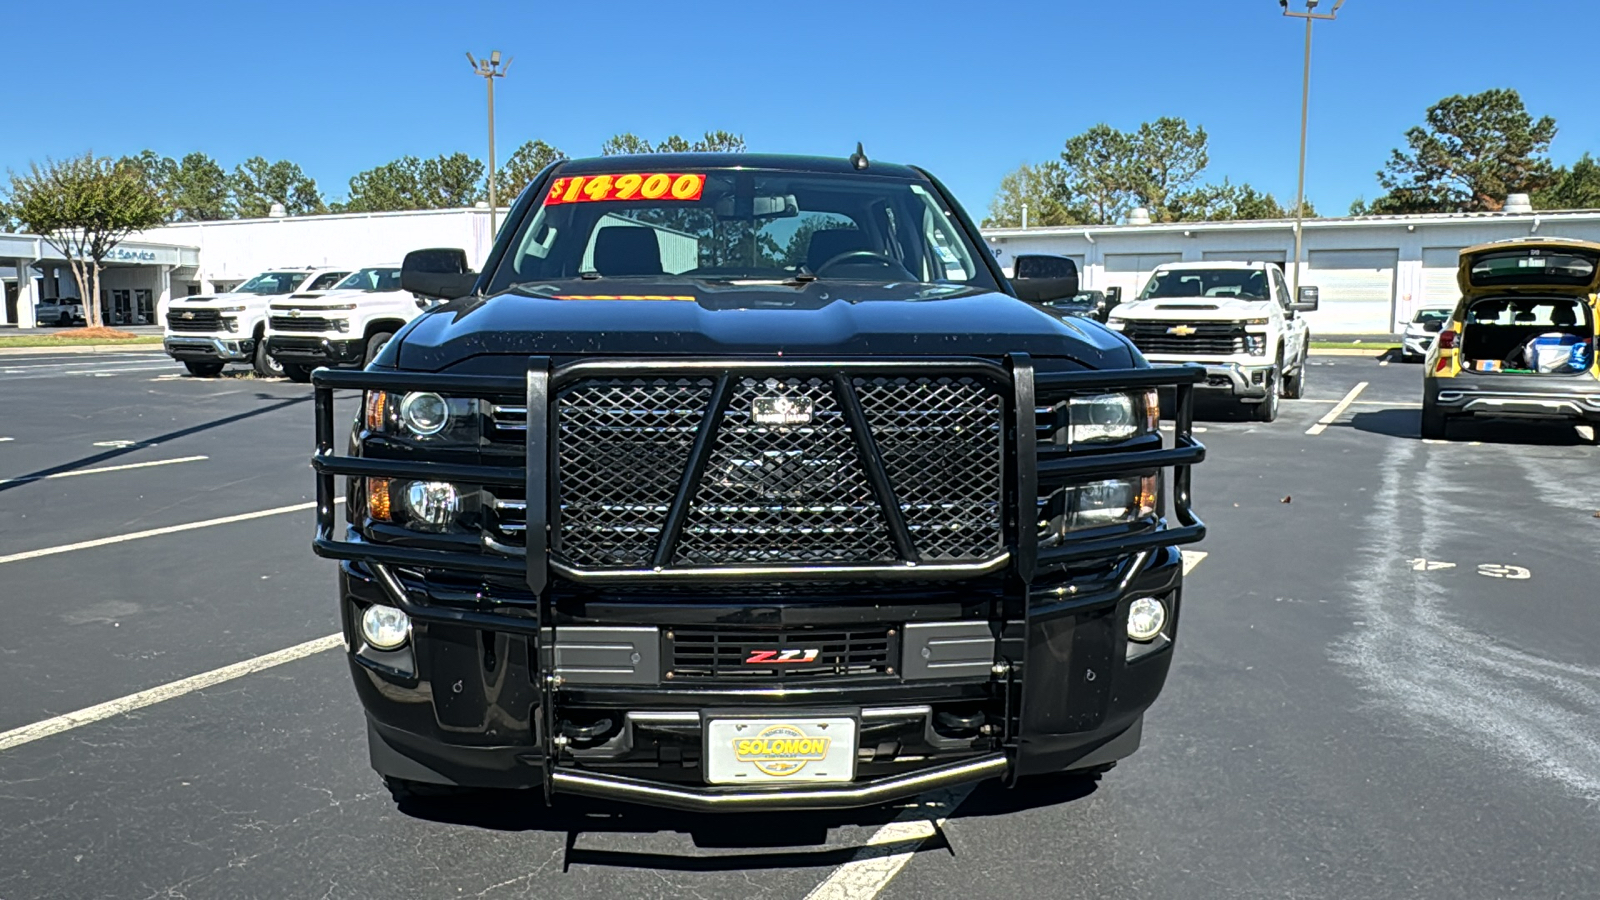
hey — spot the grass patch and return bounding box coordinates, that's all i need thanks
[1310,341,1401,351]
[0,333,163,349]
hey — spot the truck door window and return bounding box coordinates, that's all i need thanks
[1271,269,1291,312]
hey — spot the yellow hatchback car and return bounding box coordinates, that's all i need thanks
[1423,238,1600,440]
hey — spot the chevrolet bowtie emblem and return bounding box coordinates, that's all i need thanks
[180,311,194,319]
[288,309,302,317]
[1167,324,1198,336]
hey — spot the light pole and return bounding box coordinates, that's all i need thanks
[466,51,512,235]
[1280,0,1344,300]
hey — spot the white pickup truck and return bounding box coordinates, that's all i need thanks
[263,265,429,382]
[163,268,350,377]
[1106,260,1317,422]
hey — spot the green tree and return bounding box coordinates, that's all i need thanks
[341,156,425,212]
[419,153,485,208]
[1534,153,1600,210]
[1128,117,1209,218]
[601,131,747,155]
[1367,88,1559,213]
[229,157,326,217]
[8,153,168,326]
[1061,124,1137,225]
[1170,180,1308,221]
[983,161,1079,228]
[496,139,564,199]
[166,152,231,221]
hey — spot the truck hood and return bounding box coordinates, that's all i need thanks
[173,293,267,306]
[1112,297,1274,321]
[391,280,1138,370]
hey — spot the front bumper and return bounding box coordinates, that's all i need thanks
[345,545,1184,810]
[266,335,365,367]
[1427,375,1600,421]
[164,336,253,362]
[1402,333,1434,357]
[1198,362,1273,399]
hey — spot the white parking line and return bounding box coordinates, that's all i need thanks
[0,499,338,566]
[0,455,208,486]
[1306,382,1369,436]
[804,550,1208,900]
[0,634,342,753]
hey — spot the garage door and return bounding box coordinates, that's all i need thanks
[1419,247,1465,316]
[1305,249,1398,333]
[1201,250,1287,265]
[1103,253,1181,301]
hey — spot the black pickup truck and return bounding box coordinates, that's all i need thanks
[309,153,1205,811]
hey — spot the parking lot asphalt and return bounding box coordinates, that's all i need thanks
[2,354,1597,899]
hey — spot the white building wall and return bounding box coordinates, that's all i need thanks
[985,212,1600,333]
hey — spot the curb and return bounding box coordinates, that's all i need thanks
[0,343,165,357]
[1309,348,1395,357]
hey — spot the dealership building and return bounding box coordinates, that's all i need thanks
[6,203,1600,333]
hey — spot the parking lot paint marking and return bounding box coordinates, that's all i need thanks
[0,633,342,753]
[0,455,208,486]
[806,550,1209,900]
[0,498,340,566]
[0,437,12,442]
[1306,381,1369,436]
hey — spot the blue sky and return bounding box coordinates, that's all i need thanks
[3,0,1594,217]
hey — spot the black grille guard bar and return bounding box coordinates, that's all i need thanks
[311,358,1206,591]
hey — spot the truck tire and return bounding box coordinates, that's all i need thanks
[253,339,284,378]
[184,361,225,378]
[364,331,394,367]
[1282,355,1306,400]
[1251,369,1280,422]
[1420,400,1449,440]
[283,364,314,383]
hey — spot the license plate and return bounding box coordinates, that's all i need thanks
[703,716,857,785]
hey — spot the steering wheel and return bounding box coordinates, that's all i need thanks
[814,250,914,279]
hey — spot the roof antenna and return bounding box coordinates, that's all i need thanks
[849,142,869,170]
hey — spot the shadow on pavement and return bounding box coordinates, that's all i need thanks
[393,773,1099,873]
[1348,408,1592,445]
[0,393,311,494]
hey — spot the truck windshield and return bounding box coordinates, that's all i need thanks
[487,167,998,292]
[234,272,305,294]
[334,268,404,292]
[1139,269,1269,301]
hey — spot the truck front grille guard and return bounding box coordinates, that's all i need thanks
[311,357,1207,797]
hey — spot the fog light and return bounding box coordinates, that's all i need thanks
[404,480,459,531]
[400,392,449,436]
[1127,597,1166,642]
[360,604,410,650]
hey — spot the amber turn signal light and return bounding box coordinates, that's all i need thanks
[367,477,393,522]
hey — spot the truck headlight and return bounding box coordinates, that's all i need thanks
[403,480,461,532]
[1069,391,1159,443]
[1106,319,1126,331]
[331,318,350,333]
[399,392,449,435]
[365,391,471,440]
[222,317,239,333]
[1066,475,1158,530]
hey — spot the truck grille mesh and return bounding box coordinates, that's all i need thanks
[542,372,1007,570]
[1125,321,1247,355]
[853,377,1004,560]
[674,376,894,565]
[555,378,714,567]
[269,315,335,332]
[166,309,221,332]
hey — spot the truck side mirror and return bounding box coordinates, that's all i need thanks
[1011,254,1079,304]
[1293,285,1319,312]
[1105,286,1123,306]
[401,248,477,301]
